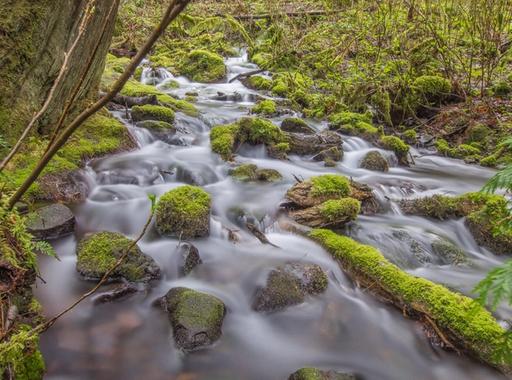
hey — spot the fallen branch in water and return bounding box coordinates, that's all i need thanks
[228,68,265,83]
[246,222,279,248]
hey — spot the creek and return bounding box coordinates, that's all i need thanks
[35,52,507,380]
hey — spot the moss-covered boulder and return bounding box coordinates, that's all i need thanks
[400,193,512,255]
[243,75,272,90]
[287,131,342,156]
[360,151,389,172]
[328,112,380,142]
[431,238,467,265]
[155,186,211,239]
[312,147,343,164]
[251,99,277,116]
[26,204,75,240]
[76,232,160,282]
[162,287,226,350]
[379,136,409,165]
[413,75,451,105]
[289,368,357,380]
[252,262,328,312]
[210,117,289,160]
[289,198,361,228]
[229,164,282,183]
[180,50,226,83]
[131,105,175,124]
[281,118,316,134]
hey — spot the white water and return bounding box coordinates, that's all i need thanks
[35,52,507,380]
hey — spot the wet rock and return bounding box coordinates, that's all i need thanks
[378,136,409,166]
[286,131,342,155]
[252,262,328,312]
[229,164,282,183]
[111,93,158,108]
[180,50,226,83]
[281,118,316,134]
[391,230,432,265]
[14,202,29,214]
[131,104,175,124]
[324,158,337,167]
[162,287,226,350]
[76,232,160,282]
[26,204,75,240]
[312,147,343,163]
[360,151,389,172]
[155,185,211,239]
[289,368,358,380]
[92,283,138,304]
[289,198,360,228]
[136,120,177,143]
[179,243,202,275]
[96,172,138,185]
[431,238,467,265]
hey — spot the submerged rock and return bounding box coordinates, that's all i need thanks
[155,185,211,239]
[360,151,389,172]
[431,238,467,265]
[229,164,282,183]
[289,368,358,380]
[76,232,160,282]
[281,118,316,134]
[26,204,75,240]
[178,243,202,275]
[162,287,226,350]
[289,199,360,228]
[252,262,328,312]
[136,120,177,143]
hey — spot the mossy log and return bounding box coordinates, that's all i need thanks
[309,229,511,375]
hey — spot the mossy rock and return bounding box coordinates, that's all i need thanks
[287,131,342,156]
[131,105,175,124]
[76,232,160,282]
[281,118,316,134]
[312,147,343,163]
[328,112,380,142]
[251,52,273,69]
[402,129,417,144]
[251,99,277,116]
[180,49,226,83]
[360,151,389,172]
[252,262,328,312]
[25,204,75,240]
[431,238,467,265]
[413,75,451,104]
[162,287,226,350]
[309,229,508,372]
[244,75,272,90]
[290,198,361,228]
[155,185,211,239]
[210,123,240,160]
[286,174,351,208]
[379,136,409,165]
[120,80,198,117]
[229,164,282,182]
[136,120,175,132]
[289,368,357,380]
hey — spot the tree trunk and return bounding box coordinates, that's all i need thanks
[0,0,120,141]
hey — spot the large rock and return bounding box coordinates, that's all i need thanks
[26,204,75,240]
[281,118,316,134]
[76,232,160,282]
[179,50,226,83]
[131,104,175,124]
[229,164,282,183]
[286,131,342,155]
[360,151,389,172]
[431,238,467,265]
[289,368,358,380]
[162,287,226,350]
[155,185,211,239]
[289,198,360,228]
[252,262,328,312]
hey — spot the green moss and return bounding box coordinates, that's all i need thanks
[271,72,313,98]
[329,112,372,127]
[210,123,239,160]
[120,80,198,117]
[309,229,506,368]
[329,112,380,140]
[136,120,175,131]
[252,99,277,116]
[155,185,211,239]
[229,164,282,182]
[380,136,409,155]
[180,49,226,83]
[238,117,287,146]
[310,174,351,198]
[288,368,325,380]
[251,52,273,69]
[102,54,132,89]
[76,231,157,282]
[131,105,175,124]
[247,75,272,90]
[402,129,417,144]
[413,75,452,104]
[320,198,361,222]
[480,154,498,167]
[436,139,482,159]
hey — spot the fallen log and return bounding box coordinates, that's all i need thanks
[216,9,343,21]
[228,68,265,83]
[246,222,279,248]
[309,228,511,375]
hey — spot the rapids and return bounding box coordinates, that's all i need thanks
[35,52,507,380]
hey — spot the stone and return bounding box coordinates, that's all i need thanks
[162,287,226,350]
[281,118,316,134]
[26,204,75,240]
[289,368,358,380]
[360,151,389,172]
[179,243,202,275]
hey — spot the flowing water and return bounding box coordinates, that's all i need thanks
[36,52,508,380]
